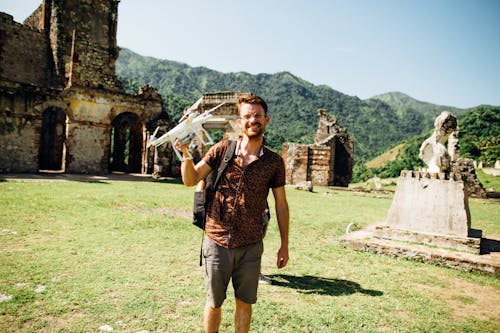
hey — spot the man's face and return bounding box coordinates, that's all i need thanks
[237,103,270,139]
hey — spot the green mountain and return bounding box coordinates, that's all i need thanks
[116,48,469,161]
[370,92,467,130]
[371,92,464,115]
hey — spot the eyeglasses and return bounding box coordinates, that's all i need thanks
[240,114,266,121]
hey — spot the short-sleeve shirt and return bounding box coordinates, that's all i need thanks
[203,140,286,248]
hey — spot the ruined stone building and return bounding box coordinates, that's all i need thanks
[0,0,163,174]
[185,91,249,141]
[282,109,354,187]
[151,91,249,177]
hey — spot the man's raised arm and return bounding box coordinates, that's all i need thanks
[175,140,212,187]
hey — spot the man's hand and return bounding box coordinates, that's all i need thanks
[277,246,289,269]
[173,138,190,157]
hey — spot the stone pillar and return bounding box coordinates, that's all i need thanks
[282,143,309,185]
[309,145,331,186]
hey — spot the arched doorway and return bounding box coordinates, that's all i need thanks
[110,112,143,173]
[39,107,67,171]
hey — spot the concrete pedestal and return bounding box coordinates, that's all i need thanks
[340,171,499,275]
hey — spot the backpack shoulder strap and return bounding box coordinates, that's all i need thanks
[213,140,236,189]
[197,140,237,266]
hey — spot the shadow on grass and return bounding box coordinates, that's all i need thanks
[267,274,383,297]
[0,173,184,184]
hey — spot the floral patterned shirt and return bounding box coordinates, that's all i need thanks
[203,140,286,248]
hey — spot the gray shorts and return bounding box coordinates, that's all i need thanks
[203,236,263,308]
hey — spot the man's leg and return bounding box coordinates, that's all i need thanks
[203,237,233,332]
[204,304,222,333]
[232,242,263,333]
[235,298,252,333]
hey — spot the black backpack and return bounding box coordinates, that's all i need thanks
[192,140,237,230]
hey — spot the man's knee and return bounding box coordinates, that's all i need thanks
[205,304,222,314]
[235,298,252,310]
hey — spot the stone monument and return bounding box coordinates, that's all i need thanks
[418,111,457,173]
[340,111,499,274]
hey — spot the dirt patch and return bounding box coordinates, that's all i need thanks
[413,273,500,323]
[366,144,404,168]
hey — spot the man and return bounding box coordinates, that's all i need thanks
[175,95,289,333]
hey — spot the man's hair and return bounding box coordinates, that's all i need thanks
[237,94,268,115]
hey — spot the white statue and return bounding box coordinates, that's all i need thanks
[419,111,457,173]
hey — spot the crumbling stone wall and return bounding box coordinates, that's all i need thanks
[282,143,309,184]
[0,86,58,173]
[308,145,331,185]
[61,88,161,173]
[0,13,52,86]
[452,158,487,198]
[282,109,354,187]
[0,1,162,174]
[282,143,339,186]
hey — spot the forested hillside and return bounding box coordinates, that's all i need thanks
[355,105,500,181]
[116,48,467,162]
[459,106,500,164]
[370,92,467,131]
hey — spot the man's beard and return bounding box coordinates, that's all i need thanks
[243,124,264,140]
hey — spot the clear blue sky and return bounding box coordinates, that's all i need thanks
[2,0,499,108]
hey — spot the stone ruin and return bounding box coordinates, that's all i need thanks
[0,0,163,175]
[282,109,354,187]
[419,111,457,173]
[150,91,250,178]
[419,111,486,198]
[183,91,250,141]
[341,111,499,275]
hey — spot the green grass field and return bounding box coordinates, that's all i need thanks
[0,175,499,332]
